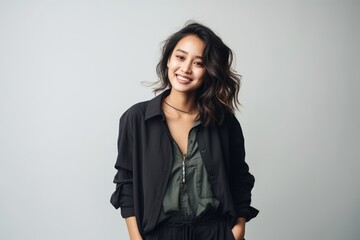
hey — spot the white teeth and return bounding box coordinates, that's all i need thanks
[177,75,191,82]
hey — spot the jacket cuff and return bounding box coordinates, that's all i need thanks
[236,206,259,222]
[121,207,135,218]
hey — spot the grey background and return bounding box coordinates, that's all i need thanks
[1,0,359,239]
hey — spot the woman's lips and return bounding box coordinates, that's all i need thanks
[176,74,192,83]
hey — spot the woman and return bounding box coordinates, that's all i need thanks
[111,22,258,240]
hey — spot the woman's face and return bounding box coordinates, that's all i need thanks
[167,35,206,94]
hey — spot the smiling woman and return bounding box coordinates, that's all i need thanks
[111,22,258,240]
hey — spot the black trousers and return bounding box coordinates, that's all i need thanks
[145,213,241,240]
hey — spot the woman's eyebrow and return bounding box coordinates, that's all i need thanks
[175,49,202,59]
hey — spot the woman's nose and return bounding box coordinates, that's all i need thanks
[180,60,192,74]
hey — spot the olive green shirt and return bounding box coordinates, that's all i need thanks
[157,121,219,223]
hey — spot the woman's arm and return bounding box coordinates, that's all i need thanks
[125,217,142,240]
[232,217,246,240]
[111,111,142,238]
[228,115,259,221]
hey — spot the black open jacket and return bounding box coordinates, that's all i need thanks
[111,90,258,236]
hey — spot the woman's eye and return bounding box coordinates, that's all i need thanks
[176,55,185,60]
[194,61,204,67]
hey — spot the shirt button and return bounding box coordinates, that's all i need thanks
[201,148,206,153]
[209,170,214,176]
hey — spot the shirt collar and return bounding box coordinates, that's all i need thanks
[144,89,170,121]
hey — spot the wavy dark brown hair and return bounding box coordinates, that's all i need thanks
[154,22,241,126]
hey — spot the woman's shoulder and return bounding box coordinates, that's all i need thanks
[121,91,166,121]
[119,100,150,122]
[221,110,240,126]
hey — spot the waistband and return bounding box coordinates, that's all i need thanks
[164,212,223,225]
[162,213,225,240]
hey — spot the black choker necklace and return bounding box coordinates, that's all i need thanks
[163,100,193,114]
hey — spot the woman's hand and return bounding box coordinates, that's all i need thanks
[231,217,246,240]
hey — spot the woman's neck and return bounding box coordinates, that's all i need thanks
[164,90,198,114]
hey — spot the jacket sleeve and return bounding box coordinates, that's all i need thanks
[228,115,259,221]
[110,110,135,218]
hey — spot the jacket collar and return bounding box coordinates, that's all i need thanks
[144,89,170,121]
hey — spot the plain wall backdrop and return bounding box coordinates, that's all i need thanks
[0,0,359,239]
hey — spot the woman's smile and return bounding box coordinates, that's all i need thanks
[176,74,193,83]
